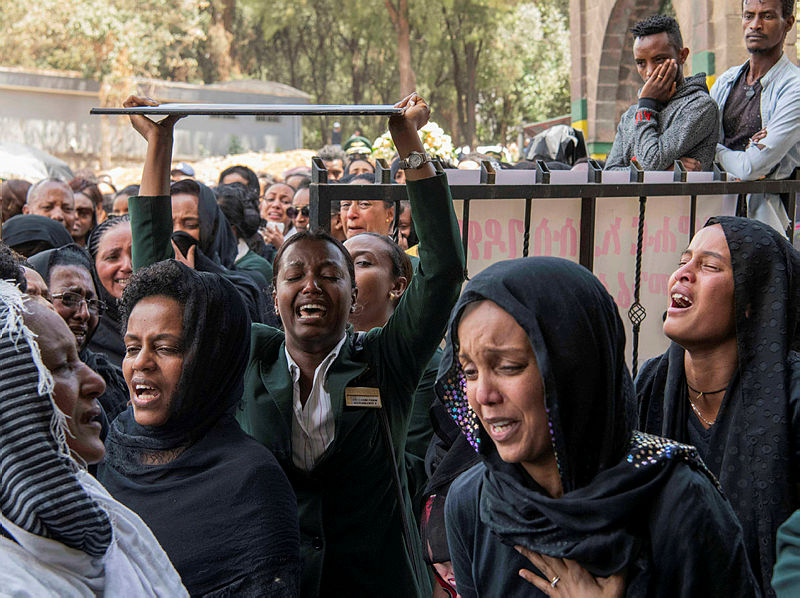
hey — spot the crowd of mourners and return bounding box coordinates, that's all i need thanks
[3,1,800,597]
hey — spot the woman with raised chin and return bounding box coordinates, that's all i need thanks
[439,257,758,597]
[636,216,800,595]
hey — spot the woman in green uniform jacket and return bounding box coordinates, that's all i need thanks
[122,93,465,598]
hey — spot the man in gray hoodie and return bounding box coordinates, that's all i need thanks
[605,15,719,172]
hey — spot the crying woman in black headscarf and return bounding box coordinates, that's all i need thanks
[636,216,800,597]
[437,257,759,597]
[98,260,299,597]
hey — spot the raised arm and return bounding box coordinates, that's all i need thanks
[369,93,466,397]
[124,96,180,270]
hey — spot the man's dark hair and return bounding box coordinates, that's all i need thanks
[218,165,260,202]
[115,184,140,200]
[630,15,684,53]
[0,242,25,290]
[742,0,796,19]
[272,229,356,291]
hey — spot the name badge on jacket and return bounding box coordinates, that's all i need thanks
[345,387,382,408]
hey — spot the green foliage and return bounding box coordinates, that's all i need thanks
[476,1,571,144]
[0,0,206,102]
[0,0,572,147]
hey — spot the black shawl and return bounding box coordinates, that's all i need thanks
[100,262,299,596]
[1,214,73,252]
[637,215,800,595]
[28,245,129,420]
[437,257,758,595]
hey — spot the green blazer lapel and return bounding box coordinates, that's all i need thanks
[259,343,295,431]
[326,336,369,425]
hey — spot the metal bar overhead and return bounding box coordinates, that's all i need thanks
[90,103,403,116]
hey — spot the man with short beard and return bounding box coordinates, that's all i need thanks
[711,0,800,236]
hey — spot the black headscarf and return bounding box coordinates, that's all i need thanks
[85,215,131,367]
[436,257,727,578]
[1,214,73,254]
[105,260,250,456]
[100,261,299,596]
[175,180,238,268]
[636,216,800,595]
[28,244,129,421]
[172,181,269,324]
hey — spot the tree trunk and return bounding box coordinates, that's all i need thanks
[385,0,417,96]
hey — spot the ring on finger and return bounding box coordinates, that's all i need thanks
[550,576,560,588]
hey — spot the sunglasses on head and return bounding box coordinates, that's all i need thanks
[287,206,310,219]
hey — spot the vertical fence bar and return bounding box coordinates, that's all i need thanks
[310,156,331,233]
[628,160,646,377]
[581,160,602,270]
[376,158,400,243]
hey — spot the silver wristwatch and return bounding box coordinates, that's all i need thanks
[398,151,431,169]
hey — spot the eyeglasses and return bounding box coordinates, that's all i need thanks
[287,206,310,219]
[51,292,107,315]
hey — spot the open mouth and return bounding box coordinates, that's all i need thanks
[297,303,328,321]
[670,292,693,309]
[114,277,130,288]
[70,325,87,341]
[133,382,161,404]
[485,418,520,442]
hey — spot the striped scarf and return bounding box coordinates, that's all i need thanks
[0,281,112,557]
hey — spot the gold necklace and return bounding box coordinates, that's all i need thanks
[686,383,728,427]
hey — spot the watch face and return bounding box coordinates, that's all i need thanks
[408,153,424,168]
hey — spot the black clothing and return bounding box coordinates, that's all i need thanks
[80,346,128,421]
[438,257,759,597]
[28,245,129,419]
[86,310,124,367]
[723,63,764,151]
[637,216,800,596]
[100,263,299,596]
[102,415,299,597]
[1,214,72,254]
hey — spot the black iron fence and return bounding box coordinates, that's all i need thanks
[309,157,800,374]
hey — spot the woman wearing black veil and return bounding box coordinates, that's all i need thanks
[161,177,270,324]
[439,257,758,597]
[636,216,800,596]
[98,260,299,597]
